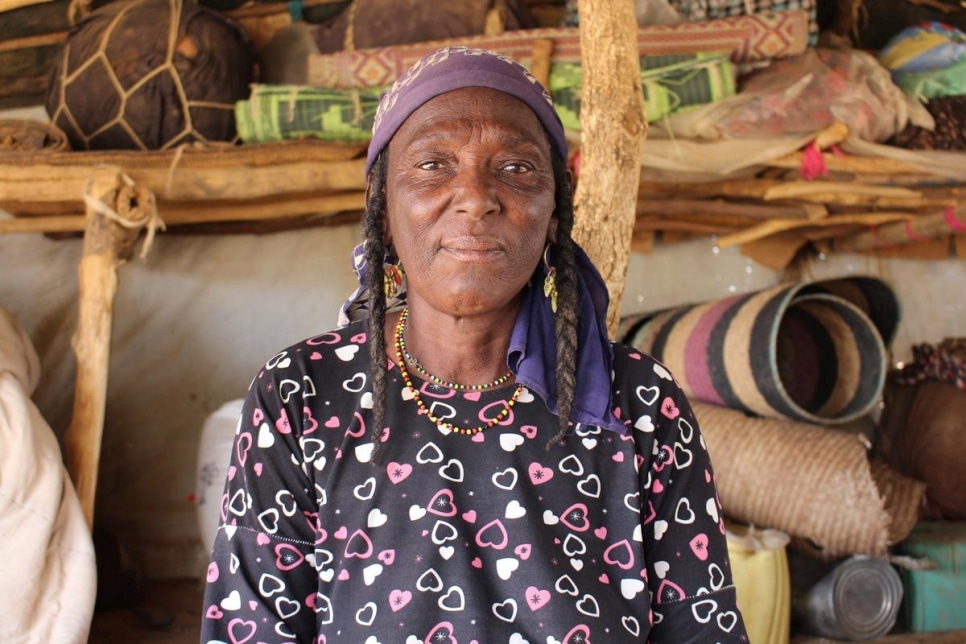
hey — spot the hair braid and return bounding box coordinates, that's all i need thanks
[548,153,579,448]
[363,153,390,464]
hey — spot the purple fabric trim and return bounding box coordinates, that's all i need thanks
[508,244,623,433]
[365,46,568,175]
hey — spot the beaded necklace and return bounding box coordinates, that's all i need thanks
[393,308,524,435]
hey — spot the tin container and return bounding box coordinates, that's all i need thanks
[793,555,903,641]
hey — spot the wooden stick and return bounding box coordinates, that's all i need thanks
[484,6,506,35]
[530,38,554,90]
[637,211,763,229]
[715,212,915,248]
[768,152,931,175]
[639,177,937,204]
[62,167,157,528]
[814,122,849,150]
[636,197,825,221]
[763,181,922,201]
[0,191,366,234]
[834,204,966,252]
[633,218,737,235]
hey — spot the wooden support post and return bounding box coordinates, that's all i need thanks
[572,0,648,336]
[63,167,158,528]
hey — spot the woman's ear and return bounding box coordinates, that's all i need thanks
[547,218,558,244]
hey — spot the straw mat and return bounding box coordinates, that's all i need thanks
[695,401,924,559]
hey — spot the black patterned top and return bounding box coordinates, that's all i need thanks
[201,321,747,643]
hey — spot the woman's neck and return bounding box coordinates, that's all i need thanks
[386,301,520,388]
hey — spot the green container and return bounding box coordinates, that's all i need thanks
[898,522,966,633]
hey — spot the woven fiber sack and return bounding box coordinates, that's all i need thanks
[877,380,966,520]
[45,0,256,150]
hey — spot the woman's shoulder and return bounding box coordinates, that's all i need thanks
[609,341,682,390]
[257,320,372,380]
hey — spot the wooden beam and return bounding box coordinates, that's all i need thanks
[0,191,366,233]
[0,158,366,203]
[572,0,647,336]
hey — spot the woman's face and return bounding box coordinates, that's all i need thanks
[384,86,557,318]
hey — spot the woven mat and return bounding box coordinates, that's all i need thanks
[306,12,810,89]
[695,401,925,559]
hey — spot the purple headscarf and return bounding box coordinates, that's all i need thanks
[343,47,623,434]
[365,46,568,175]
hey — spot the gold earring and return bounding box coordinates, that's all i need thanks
[383,262,404,299]
[542,244,557,313]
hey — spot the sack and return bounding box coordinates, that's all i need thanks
[712,48,912,143]
[877,379,966,519]
[311,0,537,54]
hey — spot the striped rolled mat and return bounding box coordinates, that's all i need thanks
[619,277,899,425]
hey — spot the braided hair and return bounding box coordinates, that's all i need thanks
[363,150,580,463]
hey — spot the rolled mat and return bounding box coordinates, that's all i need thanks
[619,277,899,425]
[695,401,925,559]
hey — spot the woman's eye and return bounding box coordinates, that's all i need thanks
[417,160,442,170]
[502,162,531,174]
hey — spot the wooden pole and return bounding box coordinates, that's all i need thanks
[572,0,647,336]
[62,167,158,528]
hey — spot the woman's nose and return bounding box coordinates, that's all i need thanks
[450,165,499,218]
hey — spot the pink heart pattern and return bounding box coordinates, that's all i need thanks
[201,323,746,642]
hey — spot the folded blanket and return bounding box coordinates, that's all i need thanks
[552,51,735,130]
[235,85,381,143]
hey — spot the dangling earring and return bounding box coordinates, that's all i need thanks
[383,261,404,300]
[542,244,558,313]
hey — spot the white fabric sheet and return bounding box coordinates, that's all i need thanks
[0,307,96,644]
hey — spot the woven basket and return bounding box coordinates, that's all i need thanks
[619,276,897,425]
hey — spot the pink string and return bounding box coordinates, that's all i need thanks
[800,141,828,181]
[903,220,930,243]
[944,206,966,232]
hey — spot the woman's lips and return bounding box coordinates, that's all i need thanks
[442,237,504,261]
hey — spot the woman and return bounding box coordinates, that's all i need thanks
[201,47,747,642]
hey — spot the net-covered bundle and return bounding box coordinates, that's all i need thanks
[45,0,256,151]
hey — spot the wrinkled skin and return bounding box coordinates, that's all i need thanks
[382,86,558,383]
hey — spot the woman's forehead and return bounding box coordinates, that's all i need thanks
[391,87,550,148]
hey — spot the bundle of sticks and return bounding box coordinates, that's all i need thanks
[631,128,966,268]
